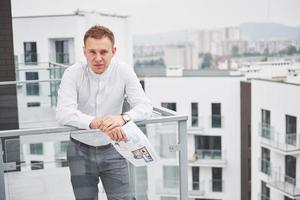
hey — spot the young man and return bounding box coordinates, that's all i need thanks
[56,25,153,200]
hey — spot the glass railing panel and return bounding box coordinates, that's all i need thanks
[1,120,183,200]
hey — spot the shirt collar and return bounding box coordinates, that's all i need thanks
[87,59,115,80]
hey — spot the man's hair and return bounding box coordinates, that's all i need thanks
[84,25,115,46]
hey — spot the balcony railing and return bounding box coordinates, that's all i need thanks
[0,77,188,199]
[259,124,300,153]
[190,149,227,167]
[258,193,271,200]
[259,122,273,140]
[267,171,300,197]
[258,158,271,176]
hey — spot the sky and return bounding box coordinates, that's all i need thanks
[11,0,300,35]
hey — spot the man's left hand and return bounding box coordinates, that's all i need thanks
[99,115,124,133]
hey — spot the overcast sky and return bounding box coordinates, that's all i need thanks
[11,0,300,34]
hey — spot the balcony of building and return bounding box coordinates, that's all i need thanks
[258,193,271,200]
[189,149,227,167]
[258,157,272,176]
[267,170,300,199]
[259,123,300,155]
[0,72,189,200]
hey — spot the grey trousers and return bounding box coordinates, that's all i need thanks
[67,140,130,200]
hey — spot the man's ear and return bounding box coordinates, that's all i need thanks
[112,47,117,55]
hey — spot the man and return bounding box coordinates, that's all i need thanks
[56,25,153,200]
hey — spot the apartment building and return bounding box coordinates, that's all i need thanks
[252,79,300,200]
[143,73,245,200]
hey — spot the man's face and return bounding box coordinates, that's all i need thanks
[83,37,116,74]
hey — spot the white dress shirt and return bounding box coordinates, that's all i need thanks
[56,59,153,146]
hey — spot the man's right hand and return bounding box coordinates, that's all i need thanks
[89,117,103,129]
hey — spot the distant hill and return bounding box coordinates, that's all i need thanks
[240,22,300,41]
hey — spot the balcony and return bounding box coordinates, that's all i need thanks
[258,158,271,176]
[0,78,189,199]
[259,123,300,154]
[189,149,227,167]
[259,122,274,140]
[258,193,271,200]
[267,171,300,198]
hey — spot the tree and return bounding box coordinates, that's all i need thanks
[201,53,212,69]
[231,45,239,57]
[287,45,297,55]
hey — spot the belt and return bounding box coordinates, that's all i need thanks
[70,137,113,150]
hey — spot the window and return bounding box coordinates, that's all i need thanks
[55,40,69,64]
[195,136,221,159]
[211,103,221,128]
[24,42,37,64]
[261,109,271,139]
[191,102,198,127]
[284,196,293,200]
[261,147,270,175]
[285,155,296,185]
[31,161,44,170]
[212,168,222,192]
[30,143,43,155]
[163,166,179,188]
[27,102,40,107]
[192,167,200,190]
[261,181,270,200]
[25,72,39,96]
[60,141,69,153]
[286,115,297,145]
[161,102,177,112]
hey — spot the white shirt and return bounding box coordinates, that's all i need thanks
[56,59,153,146]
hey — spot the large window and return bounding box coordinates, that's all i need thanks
[55,40,69,64]
[191,102,198,127]
[161,102,177,112]
[261,147,270,175]
[285,155,296,185]
[192,167,200,190]
[212,167,222,192]
[30,143,43,155]
[25,72,39,96]
[195,136,221,159]
[261,181,270,200]
[261,109,271,139]
[211,103,221,128]
[163,166,179,188]
[286,115,297,145]
[24,42,37,64]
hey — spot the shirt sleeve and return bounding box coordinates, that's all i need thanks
[56,68,94,129]
[122,65,153,122]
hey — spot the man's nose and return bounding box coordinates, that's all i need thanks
[95,53,103,61]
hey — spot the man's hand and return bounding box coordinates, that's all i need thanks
[99,115,124,133]
[106,126,128,142]
[89,117,103,129]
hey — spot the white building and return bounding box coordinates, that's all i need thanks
[251,79,300,200]
[238,60,300,81]
[144,74,245,200]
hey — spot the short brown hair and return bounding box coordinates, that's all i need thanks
[84,25,115,46]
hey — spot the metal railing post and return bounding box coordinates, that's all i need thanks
[178,120,188,200]
[0,138,6,200]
